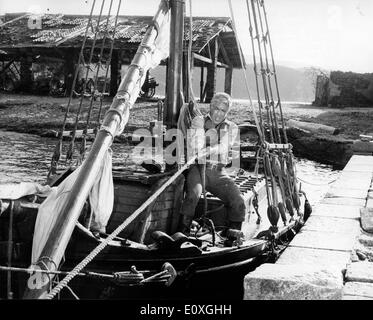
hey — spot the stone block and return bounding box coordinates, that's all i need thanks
[331,180,369,192]
[336,172,372,190]
[367,198,373,209]
[289,229,357,252]
[311,203,361,219]
[244,263,343,300]
[277,247,350,270]
[325,187,367,200]
[320,197,365,207]
[342,295,373,300]
[361,208,373,233]
[302,215,360,235]
[347,155,373,166]
[345,262,373,283]
[343,282,373,299]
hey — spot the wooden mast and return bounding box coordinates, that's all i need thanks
[23,0,171,299]
[164,0,185,129]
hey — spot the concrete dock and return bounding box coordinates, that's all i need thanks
[243,155,373,300]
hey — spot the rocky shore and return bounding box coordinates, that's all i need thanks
[0,93,372,167]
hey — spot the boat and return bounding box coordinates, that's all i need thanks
[0,0,310,300]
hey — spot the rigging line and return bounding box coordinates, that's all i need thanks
[251,0,274,143]
[96,0,123,131]
[59,0,98,138]
[227,0,264,144]
[83,0,115,134]
[187,0,195,101]
[245,0,264,137]
[79,0,115,163]
[67,0,107,163]
[255,0,280,143]
[249,0,274,143]
[261,0,288,144]
[47,0,97,177]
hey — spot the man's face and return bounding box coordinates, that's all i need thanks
[210,99,230,125]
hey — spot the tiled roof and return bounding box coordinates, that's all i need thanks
[0,13,232,53]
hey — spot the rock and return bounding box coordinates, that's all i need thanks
[356,250,367,261]
[358,233,373,247]
[352,140,373,154]
[350,251,360,263]
[277,247,350,272]
[287,119,340,135]
[244,263,343,300]
[345,262,373,283]
[343,282,373,299]
[361,208,373,234]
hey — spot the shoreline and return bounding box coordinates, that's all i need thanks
[0,93,372,167]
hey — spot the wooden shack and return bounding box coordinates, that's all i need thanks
[0,12,244,102]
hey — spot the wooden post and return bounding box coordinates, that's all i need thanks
[199,66,205,102]
[64,48,77,96]
[19,55,33,93]
[224,67,233,95]
[182,53,189,102]
[205,37,218,103]
[110,49,119,97]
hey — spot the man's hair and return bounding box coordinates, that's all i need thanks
[210,92,233,110]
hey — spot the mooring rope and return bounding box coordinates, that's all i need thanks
[44,154,200,299]
[296,176,338,186]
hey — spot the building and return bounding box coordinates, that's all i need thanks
[0,12,244,102]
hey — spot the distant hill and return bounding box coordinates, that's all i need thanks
[149,64,316,103]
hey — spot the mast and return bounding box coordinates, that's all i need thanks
[23,0,171,299]
[164,0,185,129]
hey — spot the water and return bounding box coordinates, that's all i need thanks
[0,130,341,206]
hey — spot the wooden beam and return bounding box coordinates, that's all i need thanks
[19,55,33,92]
[200,67,205,102]
[193,52,229,68]
[218,37,233,67]
[64,48,77,95]
[224,67,233,95]
[205,37,218,103]
[110,49,119,97]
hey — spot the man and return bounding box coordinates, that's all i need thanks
[178,92,246,235]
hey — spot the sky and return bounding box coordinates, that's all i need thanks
[0,0,372,73]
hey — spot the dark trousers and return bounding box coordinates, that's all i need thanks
[180,164,246,222]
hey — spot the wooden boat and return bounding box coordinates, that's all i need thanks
[0,0,308,300]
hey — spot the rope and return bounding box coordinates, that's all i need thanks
[297,176,337,186]
[83,0,115,129]
[261,0,288,143]
[96,0,123,132]
[45,154,200,299]
[228,0,264,144]
[66,0,107,164]
[47,0,98,178]
[254,0,281,143]
[79,0,115,163]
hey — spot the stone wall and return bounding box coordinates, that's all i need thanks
[314,71,373,108]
